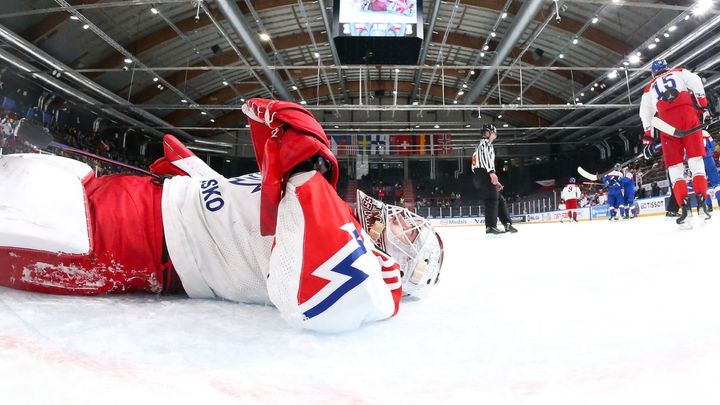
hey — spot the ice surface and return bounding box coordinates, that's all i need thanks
[2,215,720,404]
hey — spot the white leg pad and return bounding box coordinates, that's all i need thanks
[668,163,685,185]
[687,156,706,178]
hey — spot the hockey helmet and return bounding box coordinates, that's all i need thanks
[651,59,668,76]
[356,190,444,299]
[569,177,576,184]
[481,124,497,134]
[613,163,621,171]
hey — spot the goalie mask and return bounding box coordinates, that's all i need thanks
[356,190,444,298]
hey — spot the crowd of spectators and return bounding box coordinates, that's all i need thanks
[414,180,467,208]
[361,179,405,205]
[1,109,154,176]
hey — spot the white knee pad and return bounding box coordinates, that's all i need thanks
[687,156,706,178]
[668,163,685,185]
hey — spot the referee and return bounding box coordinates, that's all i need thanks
[471,124,517,234]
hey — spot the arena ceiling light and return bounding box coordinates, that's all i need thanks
[628,54,641,64]
[669,25,677,32]
[608,70,618,79]
[300,100,307,105]
[648,43,657,50]
[501,12,507,19]
[693,0,713,16]
[559,53,564,58]
[259,33,271,41]
[150,7,158,15]
[69,15,79,20]
[222,80,229,86]
[123,58,132,64]
[592,17,599,24]
[82,24,89,30]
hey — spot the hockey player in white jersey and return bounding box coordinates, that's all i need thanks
[0,98,443,333]
[561,177,581,222]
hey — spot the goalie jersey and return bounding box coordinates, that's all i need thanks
[162,170,400,332]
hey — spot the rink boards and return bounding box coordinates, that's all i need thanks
[428,195,704,227]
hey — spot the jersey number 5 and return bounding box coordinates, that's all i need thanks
[652,75,677,99]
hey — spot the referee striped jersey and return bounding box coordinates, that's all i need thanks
[471,138,495,173]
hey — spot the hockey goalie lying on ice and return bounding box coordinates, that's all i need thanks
[0,98,443,333]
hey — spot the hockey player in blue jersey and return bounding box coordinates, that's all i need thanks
[619,168,636,219]
[603,163,624,221]
[702,130,720,212]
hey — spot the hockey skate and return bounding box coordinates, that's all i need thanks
[676,197,692,229]
[696,194,711,221]
[504,223,518,233]
[486,226,504,235]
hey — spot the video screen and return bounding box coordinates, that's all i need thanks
[336,0,421,38]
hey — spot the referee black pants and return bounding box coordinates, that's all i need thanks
[473,170,511,228]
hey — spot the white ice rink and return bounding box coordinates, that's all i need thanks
[2,214,720,405]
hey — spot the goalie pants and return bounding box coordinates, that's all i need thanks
[474,170,511,228]
[0,174,181,296]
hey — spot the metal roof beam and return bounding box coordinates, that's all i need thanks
[0,22,195,141]
[208,80,550,129]
[464,0,545,104]
[215,0,292,100]
[20,0,101,43]
[0,46,165,138]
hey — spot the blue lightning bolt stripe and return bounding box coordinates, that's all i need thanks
[303,231,369,320]
[227,173,262,193]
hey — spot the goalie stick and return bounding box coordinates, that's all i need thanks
[651,116,720,137]
[14,118,159,178]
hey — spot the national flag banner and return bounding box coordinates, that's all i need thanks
[370,134,389,155]
[357,134,373,156]
[390,135,413,155]
[330,135,355,156]
[416,134,429,155]
[433,134,453,155]
[534,179,556,192]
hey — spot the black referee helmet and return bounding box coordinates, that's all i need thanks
[481,124,496,136]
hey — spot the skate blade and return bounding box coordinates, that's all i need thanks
[678,221,694,230]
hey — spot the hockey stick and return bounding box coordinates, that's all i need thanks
[577,144,662,182]
[15,118,159,178]
[651,116,720,137]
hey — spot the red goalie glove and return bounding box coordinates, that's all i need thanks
[242,98,339,236]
